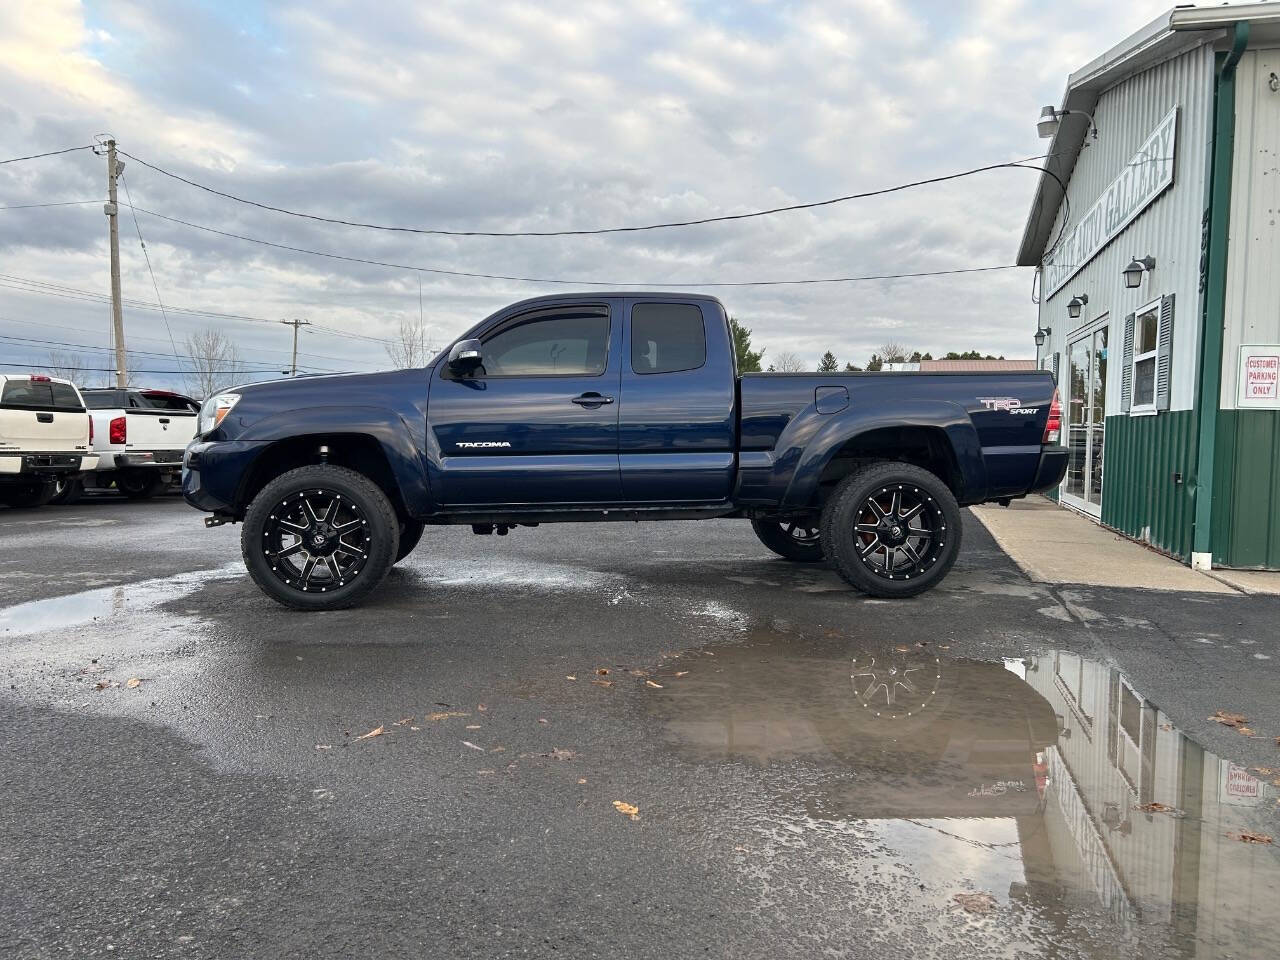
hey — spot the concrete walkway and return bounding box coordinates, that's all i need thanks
[970,498,1247,594]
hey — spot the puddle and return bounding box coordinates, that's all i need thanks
[651,632,1280,958]
[0,565,243,636]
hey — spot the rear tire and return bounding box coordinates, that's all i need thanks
[0,480,57,509]
[395,519,425,563]
[49,475,84,505]
[117,471,166,500]
[241,464,400,611]
[750,518,824,562]
[820,462,961,598]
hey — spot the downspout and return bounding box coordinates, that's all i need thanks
[1190,20,1248,570]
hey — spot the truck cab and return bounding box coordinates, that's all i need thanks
[0,374,97,509]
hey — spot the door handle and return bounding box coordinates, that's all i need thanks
[158,417,170,424]
[36,412,54,423]
[571,393,615,407]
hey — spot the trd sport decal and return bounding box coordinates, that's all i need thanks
[977,397,1039,414]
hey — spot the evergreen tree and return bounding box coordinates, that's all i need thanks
[729,317,764,372]
[817,351,839,372]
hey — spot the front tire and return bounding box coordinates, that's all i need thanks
[750,518,824,562]
[820,462,961,598]
[241,465,400,610]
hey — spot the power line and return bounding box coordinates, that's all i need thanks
[119,171,183,373]
[0,199,103,210]
[0,331,345,372]
[127,203,1019,287]
[3,361,289,374]
[119,148,1054,238]
[0,145,94,165]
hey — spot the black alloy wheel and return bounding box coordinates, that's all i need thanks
[750,517,825,562]
[242,465,399,610]
[821,462,962,598]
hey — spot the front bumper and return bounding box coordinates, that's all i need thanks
[0,452,98,476]
[182,439,269,515]
[1029,447,1069,494]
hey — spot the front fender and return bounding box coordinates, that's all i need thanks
[234,405,431,514]
[736,400,987,510]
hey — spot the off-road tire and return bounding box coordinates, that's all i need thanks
[820,461,962,598]
[242,464,400,611]
[750,518,824,562]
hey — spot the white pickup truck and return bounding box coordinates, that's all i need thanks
[80,388,200,500]
[0,374,98,508]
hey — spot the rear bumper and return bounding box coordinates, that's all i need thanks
[1028,447,1068,494]
[114,450,186,468]
[0,452,98,477]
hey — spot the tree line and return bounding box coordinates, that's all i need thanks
[729,318,1008,374]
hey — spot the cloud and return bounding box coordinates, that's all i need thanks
[1,0,1178,385]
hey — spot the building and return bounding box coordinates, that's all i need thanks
[1019,3,1280,570]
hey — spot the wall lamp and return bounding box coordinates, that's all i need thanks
[1067,294,1089,319]
[1123,255,1156,289]
[1037,105,1099,140]
[1034,325,1052,348]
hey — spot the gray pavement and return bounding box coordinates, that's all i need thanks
[2,497,1279,959]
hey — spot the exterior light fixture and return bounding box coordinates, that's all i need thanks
[1067,294,1089,319]
[1034,326,1052,348]
[1037,105,1099,140]
[1123,255,1156,289]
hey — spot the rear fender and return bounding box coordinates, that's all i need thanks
[739,400,986,510]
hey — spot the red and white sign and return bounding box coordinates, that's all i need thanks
[1219,760,1265,806]
[1238,346,1280,408]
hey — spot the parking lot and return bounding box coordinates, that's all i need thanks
[2,496,1279,959]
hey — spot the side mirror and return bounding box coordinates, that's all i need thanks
[448,339,483,375]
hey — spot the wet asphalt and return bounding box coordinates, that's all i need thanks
[1,496,1279,959]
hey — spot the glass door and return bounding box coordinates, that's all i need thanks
[1061,320,1108,516]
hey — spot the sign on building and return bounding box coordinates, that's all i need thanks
[1237,345,1280,408]
[1042,107,1178,297]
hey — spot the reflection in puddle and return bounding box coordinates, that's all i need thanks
[654,633,1280,958]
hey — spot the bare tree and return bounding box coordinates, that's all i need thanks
[385,317,435,369]
[877,341,911,363]
[44,350,93,385]
[184,327,245,400]
[771,350,806,372]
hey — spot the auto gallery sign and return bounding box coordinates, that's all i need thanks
[1042,107,1178,297]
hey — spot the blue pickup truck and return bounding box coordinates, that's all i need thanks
[183,293,1066,609]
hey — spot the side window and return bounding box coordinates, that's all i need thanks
[631,303,706,375]
[477,306,610,377]
[1124,295,1173,415]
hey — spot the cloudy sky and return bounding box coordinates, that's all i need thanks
[1,0,1189,389]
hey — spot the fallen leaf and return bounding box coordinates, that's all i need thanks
[315,744,331,750]
[409,726,421,731]
[537,718,549,724]
[1135,802,1184,817]
[939,644,951,650]
[704,651,715,657]
[544,748,574,761]
[645,680,664,689]
[1160,723,1174,731]
[591,678,613,688]
[577,778,587,784]
[1254,767,1277,776]
[628,669,648,677]
[426,711,469,722]
[595,668,610,676]
[613,800,640,820]
[674,671,689,678]
[460,740,485,752]
[952,892,997,914]
[895,645,912,653]
[566,675,577,681]
[1227,832,1273,844]
[477,769,495,775]
[1209,710,1249,728]
[94,680,113,691]
[125,677,143,689]
[1238,726,1257,736]
[393,717,414,726]
[465,724,482,730]
[352,725,384,742]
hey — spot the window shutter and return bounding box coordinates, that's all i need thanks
[1156,293,1175,411]
[1120,312,1135,412]
[1051,351,1060,385]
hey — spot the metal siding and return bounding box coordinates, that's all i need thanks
[1100,410,1196,559]
[1038,44,1214,416]
[1211,409,1280,567]
[1221,48,1280,408]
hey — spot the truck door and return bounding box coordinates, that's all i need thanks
[618,299,736,502]
[429,301,623,506]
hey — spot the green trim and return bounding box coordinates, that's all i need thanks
[1101,411,1197,559]
[1211,410,1280,568]
[1192,21,1249,557]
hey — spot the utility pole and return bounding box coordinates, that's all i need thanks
[100,137,128,388]
[280,318,311,376]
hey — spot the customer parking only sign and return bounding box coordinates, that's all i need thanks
[1238,345,1280,408]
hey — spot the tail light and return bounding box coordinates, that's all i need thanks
[1043,389,1062,445]
[88,415,94,444]
[109,416,126,445]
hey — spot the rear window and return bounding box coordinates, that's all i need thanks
[1,379,85,411]
[141,393,199,412]
[84,391,123,409]
[631,303,706,375]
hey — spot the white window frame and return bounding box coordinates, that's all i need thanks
[1129,296,1161,416]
